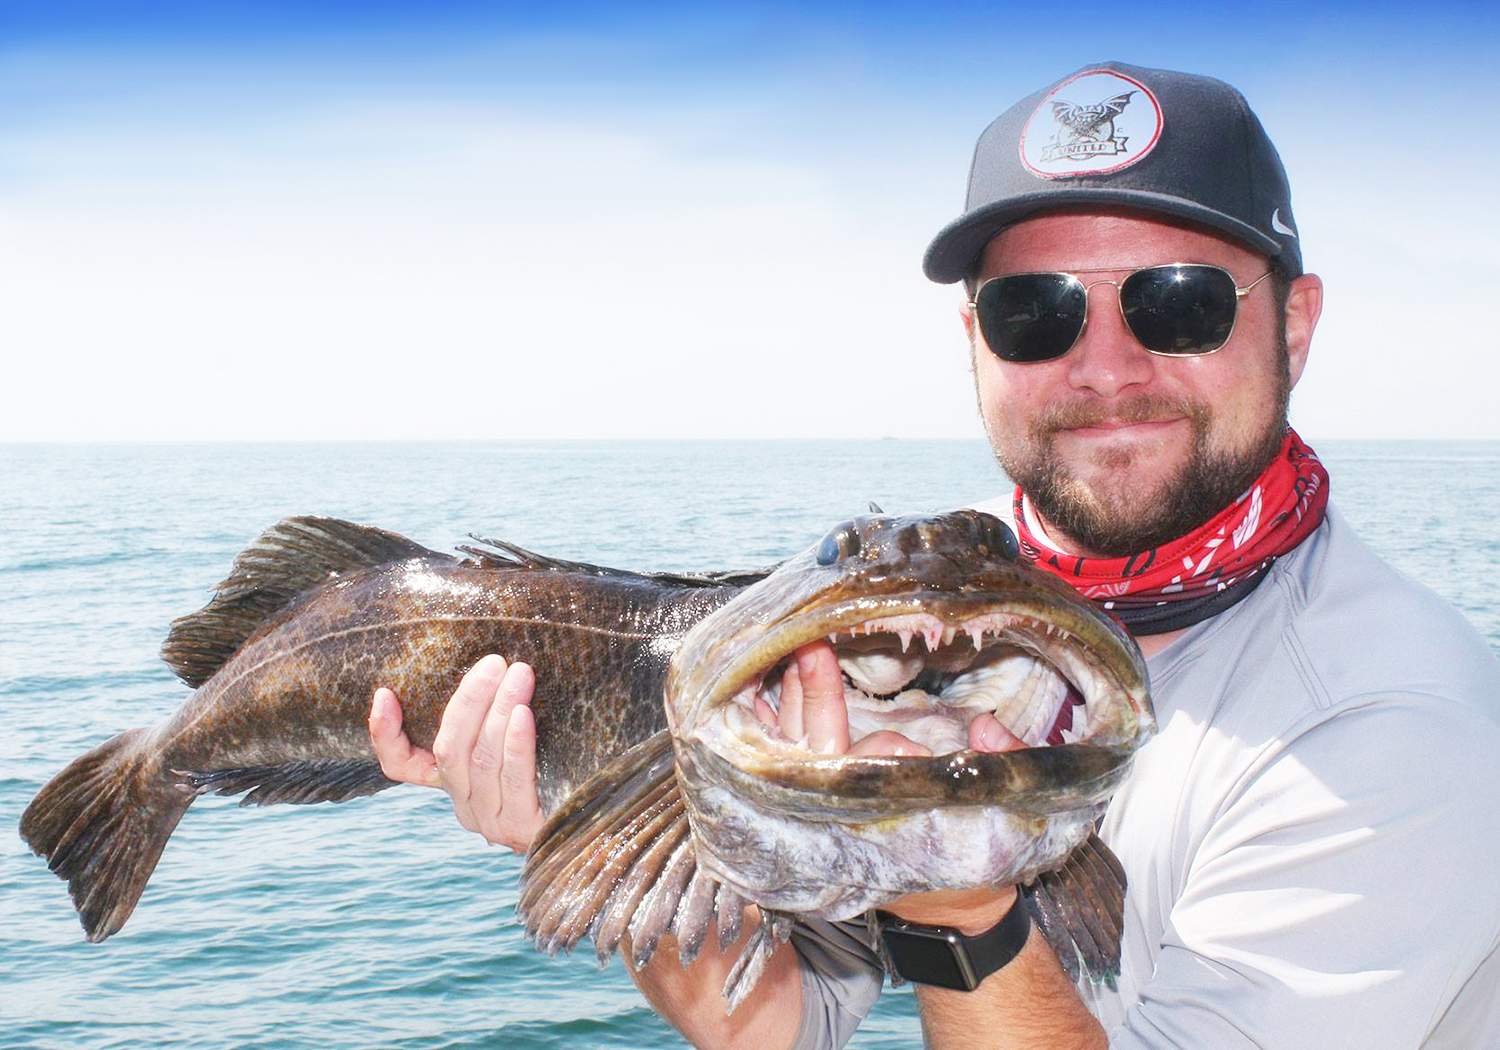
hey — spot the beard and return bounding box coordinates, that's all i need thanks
[994,354,1292,558]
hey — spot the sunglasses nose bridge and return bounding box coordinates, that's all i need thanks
[1076,277,1131,345]
[1063,277,1160,395]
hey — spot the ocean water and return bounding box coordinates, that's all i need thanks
[4,439,1498,1049]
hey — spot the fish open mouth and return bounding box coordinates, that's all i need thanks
[682,598,1150,810]
[751,612,1094,753]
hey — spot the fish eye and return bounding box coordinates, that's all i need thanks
[976,515,1019,560]
[816,524,861,566]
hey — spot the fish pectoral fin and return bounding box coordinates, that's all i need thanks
[180,759,396,805]
[160,517,446,688]
[519,730,725,971]
[1022,832,1126,986]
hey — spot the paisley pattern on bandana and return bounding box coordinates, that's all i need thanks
[1013,430,1329,632]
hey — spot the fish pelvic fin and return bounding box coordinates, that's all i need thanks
[178,759,395,805]
[161,517,446,688]
[19,728,191,942]
[519,729,763,989]
[721,909,794,1014]
[1023,832,1126,986]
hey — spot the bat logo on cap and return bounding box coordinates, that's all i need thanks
[1042,91,1136,163]
[1019,69,1162,180]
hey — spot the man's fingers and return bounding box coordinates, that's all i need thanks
[779,658,805,741]
[368,687,439,786]
[797,642,850,755]
[463,661,537,843]
[753,696,778,729]
[969,711,1027,752]
[496,701,543,851]
[431,654,510,812]
[848,730,931,757]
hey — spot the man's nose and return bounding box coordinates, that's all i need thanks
[1064,283,1155,397]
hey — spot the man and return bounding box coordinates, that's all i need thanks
[369,62,1500,1048]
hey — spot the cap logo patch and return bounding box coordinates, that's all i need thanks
[1019,69,1163,179]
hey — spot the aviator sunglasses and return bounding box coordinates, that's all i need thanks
[969,263,1274,363]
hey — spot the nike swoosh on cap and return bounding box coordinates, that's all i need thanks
[1271,208,1297,238]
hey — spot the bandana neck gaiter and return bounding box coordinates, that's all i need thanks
[1012,430,1330,635]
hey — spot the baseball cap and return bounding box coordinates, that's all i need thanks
[922,61,1302,284]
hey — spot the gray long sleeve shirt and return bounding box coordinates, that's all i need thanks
[790,505,1500,1049]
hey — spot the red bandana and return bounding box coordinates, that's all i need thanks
[1013,430,1329,631]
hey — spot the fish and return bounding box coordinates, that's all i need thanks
[516,509,1153,1002]
[20,510,1153,1007]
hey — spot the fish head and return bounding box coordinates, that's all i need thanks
[665,509,1154,920]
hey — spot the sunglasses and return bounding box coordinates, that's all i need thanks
[969,263,1274,363]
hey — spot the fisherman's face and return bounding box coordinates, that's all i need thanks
[966,210,1320,557]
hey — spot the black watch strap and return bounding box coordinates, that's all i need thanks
[876,894,1032,991]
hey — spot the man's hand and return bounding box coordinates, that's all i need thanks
[368,653,545,852]
[371,655,804,1048]
[768,641,1025,933]
[773,640,1103,1048]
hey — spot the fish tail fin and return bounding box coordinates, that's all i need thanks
[19,728,190,942]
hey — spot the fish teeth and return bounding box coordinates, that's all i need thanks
[898,630,913,652]
[966,624,984,648]
[942,626,957,647]
[923,626,943,650]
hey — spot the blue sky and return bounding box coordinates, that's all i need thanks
[4,1,1497,441]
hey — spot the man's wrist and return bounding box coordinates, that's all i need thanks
[877,889,1031,992]
[882,885,1019,935]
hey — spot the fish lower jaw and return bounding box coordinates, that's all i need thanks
[687,790,1100,922]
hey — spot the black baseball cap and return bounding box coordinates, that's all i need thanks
[923,61,1302,284]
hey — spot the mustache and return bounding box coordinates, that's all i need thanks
[1030,394,1205,435]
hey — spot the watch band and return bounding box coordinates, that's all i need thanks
[875,894,1032,991]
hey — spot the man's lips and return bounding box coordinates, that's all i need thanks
[1055,417,1185,439]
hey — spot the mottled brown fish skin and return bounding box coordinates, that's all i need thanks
[166,560,734,808]
[19,519,747,942]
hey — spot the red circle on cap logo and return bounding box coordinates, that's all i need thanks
[1019,70,1163,179]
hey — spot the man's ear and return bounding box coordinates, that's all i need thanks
[1285,273,1323,388]
[960,298,977,343]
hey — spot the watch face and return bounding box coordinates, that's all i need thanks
[880,924,978,991]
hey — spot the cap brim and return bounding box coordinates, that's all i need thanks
[921,188,1290,284]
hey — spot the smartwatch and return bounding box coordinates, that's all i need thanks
[875,895,1032,991]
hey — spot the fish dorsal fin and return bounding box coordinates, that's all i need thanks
[1023,832,1126,985]
[519,730,752,981]
[458,534,776,589]
[161,516,444,687]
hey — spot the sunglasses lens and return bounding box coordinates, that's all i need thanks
[1120,265,1239,354]
[975,274,1087,363]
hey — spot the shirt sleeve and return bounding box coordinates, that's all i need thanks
[786,918,886,1050]
[1108,697,1500,1049]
